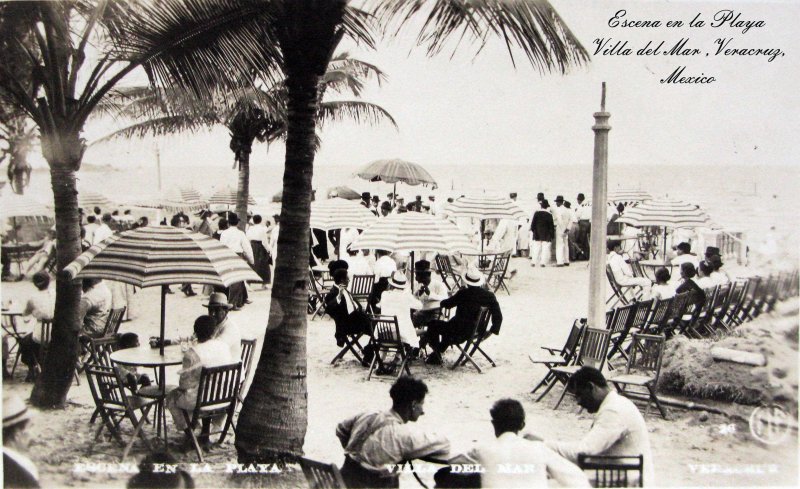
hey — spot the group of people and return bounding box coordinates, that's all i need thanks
[608,239,732,306]
[324,255,503,371]
[337,369,653,488]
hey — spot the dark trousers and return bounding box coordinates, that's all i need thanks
[425,319,469,353]
[577,220,591,260]
[334,311,372,339]
[340,456,398,489]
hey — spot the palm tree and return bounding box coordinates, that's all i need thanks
[94,53,396,229]
[0,0,280,408]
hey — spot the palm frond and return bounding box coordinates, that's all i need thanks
[317,100,398,130]
[91,113,219,145]
[370,0,588,74]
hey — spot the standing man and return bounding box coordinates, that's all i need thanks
[204,292,242,360]
[574,193,592,260]
[336,377,455,488]
[547,367,654,486]
[451,399,589,488]
[93,213,114,245]
[530,200,555,267]
[219,213,254,309]
[371,195,381,216]
[553,196,571,267]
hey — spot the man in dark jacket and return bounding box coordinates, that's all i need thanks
[530,199,555,267]
[423,269,502,365]
[325,269,372,347]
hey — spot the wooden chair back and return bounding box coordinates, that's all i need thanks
[576,328,611,370]
[298,457,346,489]
[370,315,402,346]
[349,274,375,305]
[562,319,586,362]
[103,307,127,336]
[724,278,751,324]
[240,338,256,377]
[625,333,666,383]
[629,299,653,333]
[608,303,636,334]
[662,292,691,336]
[85,364,130,412]
[192,363,242,419]
[578,454,644,488]
[435,254,462,291]
[606,265,633,306]
[629,260,645,278]
[485,251,511,294]
[646,297,672,333]
[87,336,120,368]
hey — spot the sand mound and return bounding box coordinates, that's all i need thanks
[659,300,798,415]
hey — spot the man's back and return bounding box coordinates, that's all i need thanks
[441,286,502,334]
[467,433,588,488]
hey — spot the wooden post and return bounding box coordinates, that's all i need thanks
[588,83,611,330]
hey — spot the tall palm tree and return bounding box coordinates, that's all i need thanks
[0,0,280,408]
[94,53,396,229]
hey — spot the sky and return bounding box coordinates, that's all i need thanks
[63,0,800,171]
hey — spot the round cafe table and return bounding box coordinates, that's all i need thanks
[110,345,183,449]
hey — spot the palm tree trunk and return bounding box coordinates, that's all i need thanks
[235,74,318,463]
[235,154,250,231]
[30,134,84,407]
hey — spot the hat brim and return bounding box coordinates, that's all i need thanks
[463,274,485,287]
[203,302,233,310]
[389,279,407,289]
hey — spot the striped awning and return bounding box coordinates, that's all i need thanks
[355,159,437,187]
[63,226,260,287]
[310,198,377,231]
[607,189,652,207]
[444,195,527,220]
[78,190,113,210]
[209,187,257,207]
[349,212,477,254]
[0,194,52,219]
[617,198,712,229]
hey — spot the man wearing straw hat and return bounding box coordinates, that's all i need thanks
[411,260,449,329]
[378,271,422,349]
[204,292,242,361]
[3,395,39,488]
[424,268,502,365]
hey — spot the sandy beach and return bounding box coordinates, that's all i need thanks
[2,255,797,488]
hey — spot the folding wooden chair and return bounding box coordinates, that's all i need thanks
[682,286,718,338]
[578,454,644,488]
[658,292,691,338]
[706,283,732,334]
[538,328,611,409]
[642,297,672,334]
[452,307,495,373]
[102,307,127,337]
[736,276,764,324]
[237,338,257,404]
[435,254,463,292]
[349,274,375,309]
[179,362,242,462]
[298,457,346,489]
[85,364,157,460]
[629,259,646,279]
[2,314,24,375]
[605,303,637,369]
[366,315,411,381]
[529,319,586,395]
[609,333,668,419]
[330,325,369,366]
[761,274,782,314]
[484,251,512,295]
[84,336,123,423]
[308,270,328,320]
[605,265,643,308]
[628,299,653,335]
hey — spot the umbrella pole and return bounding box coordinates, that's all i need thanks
[160,285,167,356]
[410,251,415,290]
[480,220,485,253]
[392,182,397,209]
[663,228,668,264]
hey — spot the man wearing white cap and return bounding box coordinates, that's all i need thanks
[378,271,422,348]
[3,395,39,488]
[424,268,503,365]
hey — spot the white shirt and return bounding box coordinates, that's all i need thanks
[488,219,518,252]
[671,253,700,268]
[695,276,715,290]
[344,254,372,276]
[575,204,592,221]
[339,228,360,255]
[607,252,634,281]
[246,223,268,243]
[710,271,730,285]
[211,316,242,361]
[93,223,113,244]
[553,205,571,233]
[462,432,589,488]
[378,289,422,345]
[550,391,655,486]
[414,277,449,310]
[83,222,99,244]
[374,256,398,279]
[649,283,676,301]
[220,227,254,264]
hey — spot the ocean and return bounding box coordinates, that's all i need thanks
[24,162,800,260]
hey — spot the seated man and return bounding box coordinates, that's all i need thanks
[607,240,651,290]
[546,367,654,486]
[166,316,233,447]
[411,260,449,329]
[15,272,55,381]
[79,278,112,338]
[325,268,373,349]
[337,376,455,488]
[424,269,502,365]
[447,399,588,488]
[20,229,56,278]
[377,272,422,348]
[204,292,242,360]
[670,242,700,268]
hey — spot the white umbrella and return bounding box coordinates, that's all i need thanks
[444,194,526,252]
[617,198,715,256]
[349,212,476,255]
[0,194,52,219]
[310,198,376,231]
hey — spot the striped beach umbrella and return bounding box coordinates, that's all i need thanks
[209,187,257,207]
[617,198,712,229]
[349,212,476,255]
[444,195,527,220]
[310,198,377,231]
[0,194,52,219]
[607,189,652,207]
[64,226,260,353]
[78,190,113,210]
[355,159,437,187]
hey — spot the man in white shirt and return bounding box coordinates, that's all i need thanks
[219,214,253,308]
[83,215,99,244]
[343,247,372,276]
[411,260,449,329]
[607,240,651,289]
[548,367,655,486]
[670,242,700,268]
[451,399,588,488]
[245,214,269,243]
[377,272,422,347]
[205,292,242,360]
[553,196,571,267]
[92,214,114,245]
[374,249,397,280]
